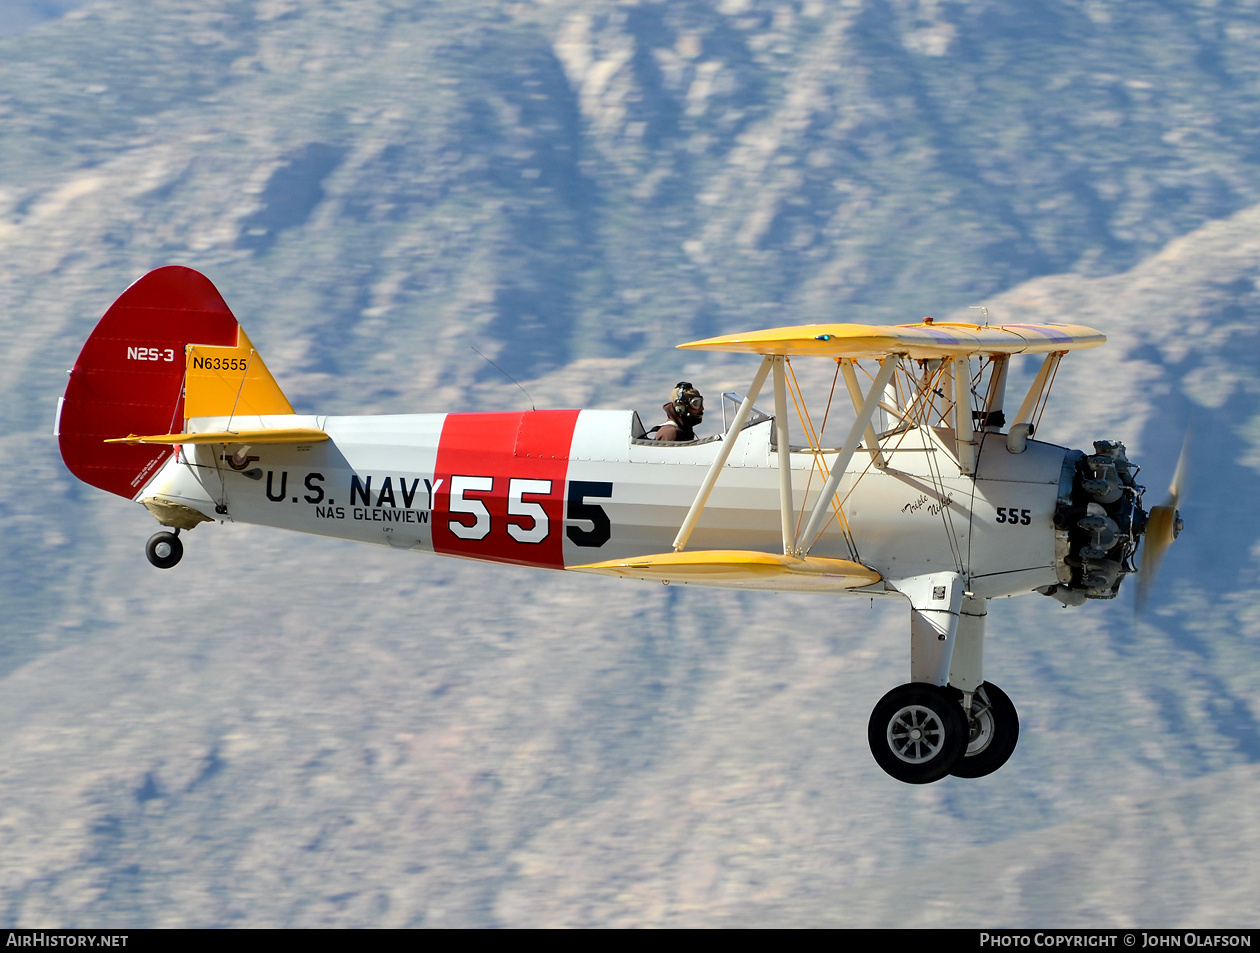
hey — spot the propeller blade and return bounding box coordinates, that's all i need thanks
[1163,427,1190,508]
[1136,505,1177,614]
[1135,427,1190,618]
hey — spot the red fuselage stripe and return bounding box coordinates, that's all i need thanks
[432,410,580,569]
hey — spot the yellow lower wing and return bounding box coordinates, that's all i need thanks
[105,428,328,445]
[569,550,881,591]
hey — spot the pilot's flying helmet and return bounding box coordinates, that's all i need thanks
[671,381,704,420]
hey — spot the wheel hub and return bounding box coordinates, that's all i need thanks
[965,697,996,756]
[887,705,946,763]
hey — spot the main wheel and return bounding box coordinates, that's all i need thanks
[145,531,183,569]
[950,682,1019,779]
[868,683,968,784]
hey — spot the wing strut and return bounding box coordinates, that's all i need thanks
[1011,351,1063,430]
[673,355,774,552]
[772,356,795,554]
[839,359,886,468]
[953,355,976,475]
[983,354,1009,424]
[796,356,899,555]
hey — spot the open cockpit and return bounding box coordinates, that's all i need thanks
[630,391,773,447]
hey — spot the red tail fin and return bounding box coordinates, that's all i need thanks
[57,266,240,499]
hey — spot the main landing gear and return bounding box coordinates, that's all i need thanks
[867,681,1019,783]
[871,573,1021,783]
[145,530,183,569]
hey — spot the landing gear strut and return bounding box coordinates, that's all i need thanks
[145,530,183,569]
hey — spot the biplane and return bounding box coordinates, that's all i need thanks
[56,267,1184,784]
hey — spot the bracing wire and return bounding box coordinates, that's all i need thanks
[472,346,536,411]
[784,358,857,559]
[791,360,841,544]
[807,364,932,555]
[166,360,190,464]
[1031,352,1063,437]
[225,350,255,434]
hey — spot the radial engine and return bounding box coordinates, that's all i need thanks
[1042,440,1162,605]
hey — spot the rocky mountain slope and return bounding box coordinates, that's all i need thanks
[1,0,1258,927]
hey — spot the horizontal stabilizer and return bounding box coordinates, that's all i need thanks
[105,428,328,446]
[569,549,881,591]
[679,321,1105,359]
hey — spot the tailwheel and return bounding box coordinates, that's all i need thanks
[145,530,183,569]
[868,683,968,784]
[950,682,1019,779]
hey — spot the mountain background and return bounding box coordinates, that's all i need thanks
[2,0,1258,927]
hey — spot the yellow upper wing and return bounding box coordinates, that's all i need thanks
[678,321,1105,359]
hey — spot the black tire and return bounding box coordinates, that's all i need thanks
[868,683,968,784]
[145,531,183,569]
[950,682,1019,779]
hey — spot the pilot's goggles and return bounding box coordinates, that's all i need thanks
[683,396,704,411]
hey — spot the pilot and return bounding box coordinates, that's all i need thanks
[649,381,705,441]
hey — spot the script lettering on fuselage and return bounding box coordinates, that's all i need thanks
[902,493,955,516]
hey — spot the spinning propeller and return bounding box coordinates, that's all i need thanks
[1135,429,1189,617]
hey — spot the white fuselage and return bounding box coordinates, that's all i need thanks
[141,409,1069,598]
